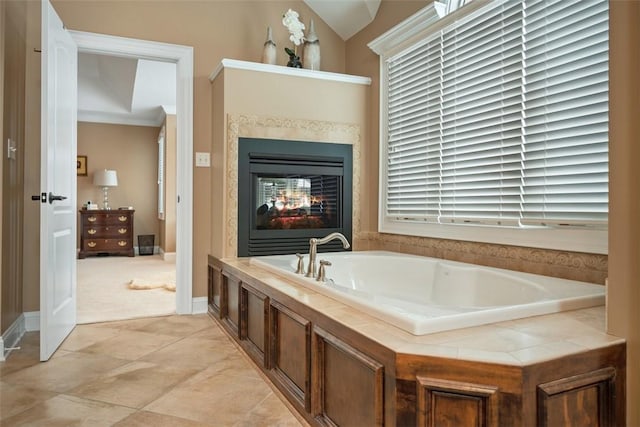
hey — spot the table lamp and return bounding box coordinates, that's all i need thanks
[93,169,118,210]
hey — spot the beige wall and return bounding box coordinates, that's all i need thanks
[1,0,27,334]
[0,0,7,331]
[22,0,41,313]
[159,114,176,254]
[608,1,640,425]
[77,122,160,247]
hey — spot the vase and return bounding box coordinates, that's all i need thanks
[303,19,320,71]
[262,26,277,65]
[285,46,302,68]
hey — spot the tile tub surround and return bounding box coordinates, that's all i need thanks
[0,315,306,426]
[211,256,625,425]
[355,231,608,285]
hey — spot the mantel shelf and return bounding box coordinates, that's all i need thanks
[209,58,371,86]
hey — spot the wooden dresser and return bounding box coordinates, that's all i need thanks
[78,209,135,259]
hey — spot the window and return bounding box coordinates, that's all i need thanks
[369,0,608,253]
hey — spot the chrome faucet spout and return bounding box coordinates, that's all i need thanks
[305,232,350,278]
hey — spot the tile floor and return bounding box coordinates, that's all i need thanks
[0,314,306,426]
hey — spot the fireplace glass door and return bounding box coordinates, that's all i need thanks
[255,175,339,230]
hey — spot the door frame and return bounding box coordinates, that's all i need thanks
[70,31,193,314]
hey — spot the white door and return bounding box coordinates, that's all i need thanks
[39,0,78,361]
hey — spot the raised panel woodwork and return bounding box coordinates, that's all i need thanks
[416,377,498,427]
[208,262,222,316]
[537,367,617,427]
[312,326,384,427]
[78,209,134,258]
[269,300,311,411]
[240,283,269,366]
[222,273,241,335]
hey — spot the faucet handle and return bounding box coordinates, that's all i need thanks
[317,259,332,282]
[295,253,305,274]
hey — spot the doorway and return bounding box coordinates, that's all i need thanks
[70,30,194,317]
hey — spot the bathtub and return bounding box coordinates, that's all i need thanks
[250,251,605,335]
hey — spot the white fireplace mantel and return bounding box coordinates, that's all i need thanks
[209,58,372,86]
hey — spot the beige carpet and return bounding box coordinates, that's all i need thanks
[77,255,176,324]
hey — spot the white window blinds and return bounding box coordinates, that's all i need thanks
[521,0,609,225]
[384,0,608,228]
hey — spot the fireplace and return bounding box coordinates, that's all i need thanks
[238,138,352,257]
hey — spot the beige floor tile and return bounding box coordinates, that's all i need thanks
[140,334,239,371]
[190,323,230,340]
[114,410,211,426]
[0,334,40,377]
[92,316,158,331]
[233,392,305,427]
[1,394,135,426]
[0,381,57,420]
[68,361,199,409]
[123,314,214,337]
[1,351,129,393]
[59,324,121,352]
[79,329,181,360]
[143,370,273,424]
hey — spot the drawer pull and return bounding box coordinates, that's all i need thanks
[88,216,97,222]
[118,241,128,247]
[87,242,97,248]
[88,229,97,235]
[118,216,127,222]
[118,228,127,234]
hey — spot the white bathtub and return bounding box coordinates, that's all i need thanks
[250,251,605,335]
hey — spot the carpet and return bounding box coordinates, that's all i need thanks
[77,255,176,324]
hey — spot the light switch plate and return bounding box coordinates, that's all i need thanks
[195,152,210,167]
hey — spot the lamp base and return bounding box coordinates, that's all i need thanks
[102,187,111,210]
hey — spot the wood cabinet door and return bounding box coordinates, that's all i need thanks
[416,377,499,427]
[221,273,241,336]
[240,283,269,367]
[269,301,312,412]
[312,326,384,427]
[537,367,617,427]
[207,263,222,316]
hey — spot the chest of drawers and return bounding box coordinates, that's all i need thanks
[78,209,135,258]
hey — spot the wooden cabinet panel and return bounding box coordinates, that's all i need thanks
[537,367,617,427]
[416,377,498,427]
[78,209,134,258]
[270,301,311,411]
[240,283,269,366]
[222,273,241,335]
[312,326,384,427]
[208,262,222,316]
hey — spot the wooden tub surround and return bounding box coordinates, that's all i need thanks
[208,255,626,427]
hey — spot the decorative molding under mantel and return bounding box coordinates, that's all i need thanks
[209,58,372,85]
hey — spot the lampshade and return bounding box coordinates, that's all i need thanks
[93,169,118,187]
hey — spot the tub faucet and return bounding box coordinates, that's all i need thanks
[305,232,350,278]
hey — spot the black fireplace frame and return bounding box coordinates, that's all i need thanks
[237,137,353,257]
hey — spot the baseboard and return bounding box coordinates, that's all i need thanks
[192,297,208,314]
[1,313,27,361]
[162,251,176,262]
[24,311,40,331]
